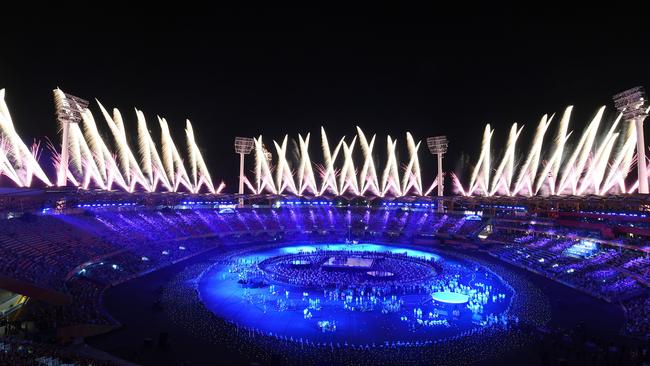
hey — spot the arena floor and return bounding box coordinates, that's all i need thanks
[88,242,626,365]
[196,243,510,345]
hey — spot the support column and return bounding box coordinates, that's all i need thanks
[238,153,245,195]
[238,153,245,206]
[437,153,443,197]
[57,123,69,187]
[437,153,444,213]
[635,117,648,194]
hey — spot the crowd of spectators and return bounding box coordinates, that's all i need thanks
[488,230,649,298]
[623,294,650,340]
[486,225,650,340]
[0,337,115,365]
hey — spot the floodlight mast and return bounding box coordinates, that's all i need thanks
[427,136,448,212]
[614,87,648,194]
[53,89,89,187]
[427,136,448,195]
[234,137,255,204]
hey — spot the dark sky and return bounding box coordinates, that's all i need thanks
[2,7,649,190]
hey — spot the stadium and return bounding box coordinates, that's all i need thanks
[6,9,650,366]
[0,82,648,366]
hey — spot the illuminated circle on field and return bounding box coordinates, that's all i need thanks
[197,243,513,344]
[431,291,470,304]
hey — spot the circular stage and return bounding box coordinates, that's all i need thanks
[431,291,470,304]
[258,248,437,286]
[196,243,514,344]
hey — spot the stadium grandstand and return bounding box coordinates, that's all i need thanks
[0,188,648,365]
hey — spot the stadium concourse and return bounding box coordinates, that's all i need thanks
[0,188,647,365]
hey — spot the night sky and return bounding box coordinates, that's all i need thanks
[2,7,650,190]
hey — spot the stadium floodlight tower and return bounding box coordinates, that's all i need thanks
[427,136,448,212]
[234,137,255,204]
[427,136,448,196]
[53,89,89,187]
[614,87,649,194]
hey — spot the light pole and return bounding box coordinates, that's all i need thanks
[427,136,448,212]
[53,89,88,187]
[234,137,254,205]
[614,87,648,194]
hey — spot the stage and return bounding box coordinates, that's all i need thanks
[322,256,375,269]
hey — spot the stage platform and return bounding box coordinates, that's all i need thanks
[431,291,470,304]
[322,256,374,269]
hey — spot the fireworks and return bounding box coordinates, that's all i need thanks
[0,89,52,187]
[454,105,650,196]
[50,89,220,193]
[248,127,433,197]
[2,87,649,198]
